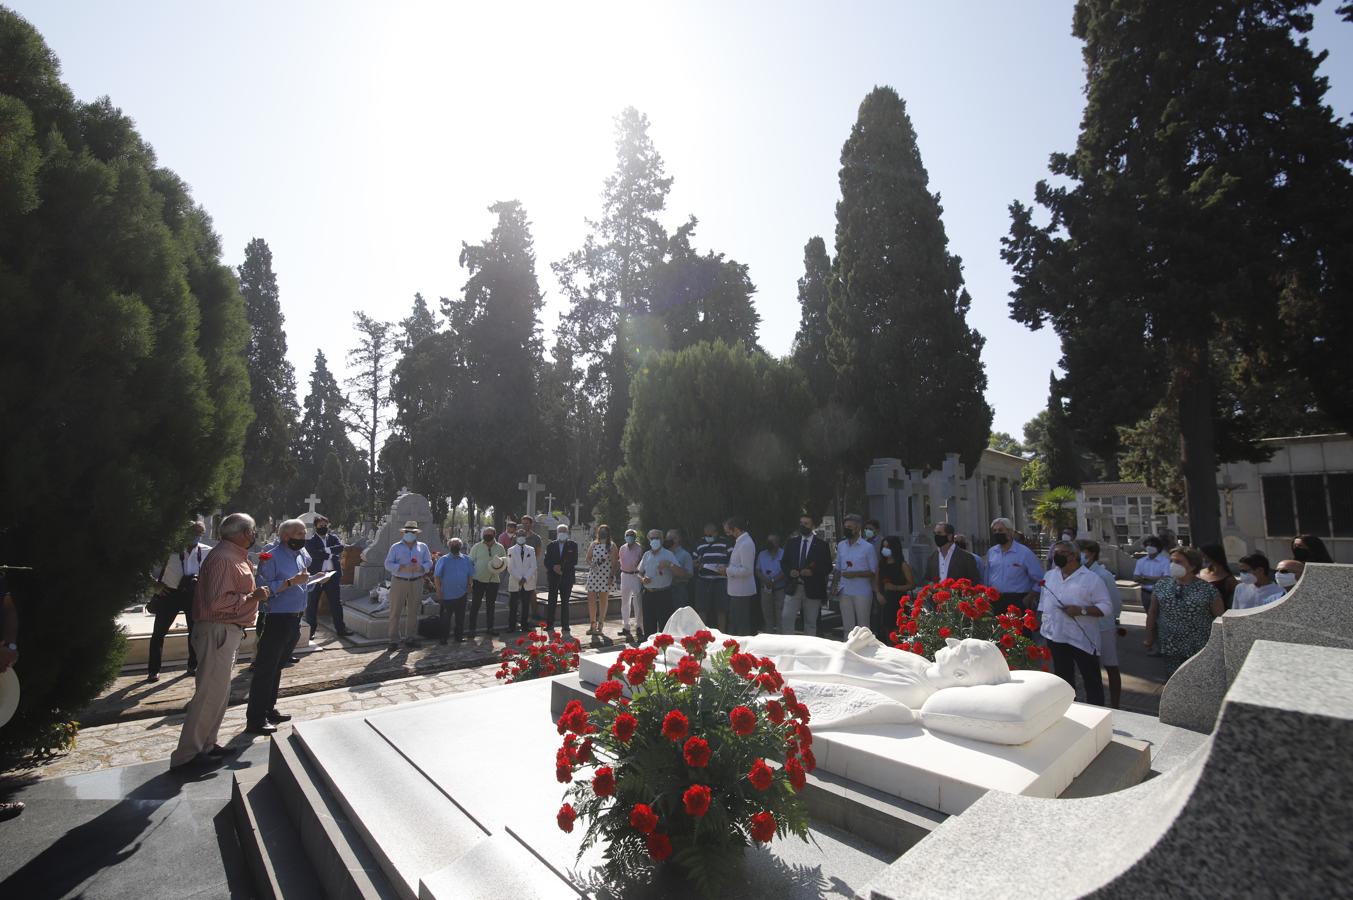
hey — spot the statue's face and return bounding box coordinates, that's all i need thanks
[927,638,1011,688]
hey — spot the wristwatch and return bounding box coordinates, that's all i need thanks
[4,642,16,652]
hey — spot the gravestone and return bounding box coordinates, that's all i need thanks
[344,489,447,599]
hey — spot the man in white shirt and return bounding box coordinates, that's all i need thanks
[1078,539,1123,708]
[1233,553,1286,610]
[1040,540,1113,706]
[832,513,879,636]
[1133,536,1172,598]
[148,521,211,681]
[718,517,758,635]
[507,531,538,633]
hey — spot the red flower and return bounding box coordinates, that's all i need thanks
[680,635,701,655]
[576,738,593,764]
[934,590,950,603]
[613,712,638,743]
[764,700,785,725]
[750,811,776,843]
[748,759,774,791]
[682,783,712,817]
[607,661,625,679]
[786,757,807,791]
[661,709,690,741]
[729,705,757,736]
[782,686,798,707]
[671,656,702,686]
[729,653,756,677]
[630,803,659,834]
[694,629,715,645]
[592,766,616,797]
[258,552,272,561]
[557,700,590,735]
[555,764,572,783]
[723,637,740,650]
[653,633,675,649]
[802,748,817,772]
[557,803,577,833]
[595,680,623,703]
[626,663,650,686]
[1000,633,1015,648]
[683,736,711,767]
[938,626,952,638]
[646,832,673,860]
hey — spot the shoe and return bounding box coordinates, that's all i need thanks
[145,673,160,683]
[185,667,197,676]
[454,636,464,643]
[266,711,292,724]
[389,643,400,652]
[206,744,231,758]
[244,722,278,736]
[0,801,24,822]
[337,628,355,637]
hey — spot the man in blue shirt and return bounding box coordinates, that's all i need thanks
[247,519,314,735]
[667,529,695,613]
[384,520,432,651]
[985,517,1043,617]
[433,538,475,644]
[638,529,682,638]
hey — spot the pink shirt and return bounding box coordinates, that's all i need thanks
[193,541,259,627]
[618,542,644,575]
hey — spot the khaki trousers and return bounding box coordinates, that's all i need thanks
[387,577,423,641]
[171,621,244,767]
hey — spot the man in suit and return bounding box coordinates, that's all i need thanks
[925,522,983,586]
[780,513,833,636]
[543,523,579,632]
[304,515,352,638]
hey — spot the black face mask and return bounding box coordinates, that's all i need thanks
[1293,545,1310,562]
[315,527,328,535]
[485,535,495,543]
[991,531,1009,545]
[934,533,950,547]
[798,525,812,536]
[843,527,857,539]
[1052,552,1069,568]
[287,537,306,551]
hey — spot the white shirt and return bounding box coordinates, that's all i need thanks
[724,532,758,597]
[507,542,537,587]
[1232,581,1285,611]
[1039,565,1113,655]
[836,538,878,598]
[1089,562,1120,632]
[1133,552,1171,588]
[161,541,212,589]
[936,544,956,582]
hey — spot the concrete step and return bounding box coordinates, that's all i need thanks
[233,765,326,900]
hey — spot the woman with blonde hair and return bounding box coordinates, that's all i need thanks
[584,525,620,636]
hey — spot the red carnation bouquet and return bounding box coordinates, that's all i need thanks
[496,625,582,683]
[554,630,812,895]
[892,577,1050,670]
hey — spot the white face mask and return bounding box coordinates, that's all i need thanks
[881,547,893,558]
[1169,562,1187,579]
[558,532,569,540]
[516,536,527,546]
[1275,571,1297,588]
[1238,572,1257,585]
[1147,547,1160,557]
[650,539,662,550]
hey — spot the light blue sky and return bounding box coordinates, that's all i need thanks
[14,1,1353,439]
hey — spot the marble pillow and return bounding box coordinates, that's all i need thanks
[918,670,1074,745]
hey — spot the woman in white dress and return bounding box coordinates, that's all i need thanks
[585,526,619,635]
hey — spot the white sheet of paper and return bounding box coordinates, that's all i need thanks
[306,571,336,588]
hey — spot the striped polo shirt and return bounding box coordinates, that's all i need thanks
[694,536,730,581]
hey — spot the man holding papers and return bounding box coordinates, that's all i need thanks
[247,518,315,735]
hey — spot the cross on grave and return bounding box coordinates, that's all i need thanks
[1216,473,1248,526]
[518,474,546,518]
[572,498,583,527]
[304,493,321,516]
[543,492,556,514]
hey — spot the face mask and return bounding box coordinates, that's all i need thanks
[798,525,812,536]
[933,534,950,547]
[1169,562,1187,579]
[650,539,661,550]
[516,536,527,546]
[704,533,715,540]
[1238,572,1256,585]
[1147,547,1160,557]
[287,537,306,551]
[189,535,200,545]
[1080,553,1090,567]
[559,532,569,541]
[844,527,857,539]
[598,530,609,540]
[1275,571,1297,588]
[1060,533,1073,542]
[450,545,461,556]
[864,529,875,540]
[626,535,637,544]
[484,534,495,543]
[1292,545,1310,562]
[315,527,328,536]
[881,547,893,559]
[1052,552,1069,568]
[991,531,1008,546]
[402,533,416,544]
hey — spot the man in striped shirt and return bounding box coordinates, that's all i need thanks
[693,523,731,630]
[171,513,270,769]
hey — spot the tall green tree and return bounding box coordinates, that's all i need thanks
[0,9,250,756]
[1004,0,1353,546]
[383,328,465,525]
[228,237,298,522]
[554,108,673,479]
[618,342,808,539]
[454,200,546,519]
[651,218,761,353]
[296,350,359,525]
[827,86,993,475]
[345,313,395,521]
[397,291,439,351]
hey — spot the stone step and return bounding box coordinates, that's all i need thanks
[417,831,581,900]
[232,765,327,900]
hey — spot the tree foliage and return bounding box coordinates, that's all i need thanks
[345,313,394,521]
[827,86,993,475]
[0,9,250,756]
[296,350,360,526]
[617,342,808,539]
[1004,0,1353,546]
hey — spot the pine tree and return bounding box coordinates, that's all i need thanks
[228,237,299,522]
[1003,0,1353,546]
[827,87,993,474]
[345,313,395,521]
[650,218,761,353]
[297,350,359,525]
[397,292,439,351]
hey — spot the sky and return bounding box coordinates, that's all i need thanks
[13,1,1353,440]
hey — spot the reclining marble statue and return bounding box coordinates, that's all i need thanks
[639,606,1075,744]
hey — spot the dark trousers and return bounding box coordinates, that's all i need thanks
[872,591,905,644]
[305,576,345,634]
[148,589,197,676]
[508,589,534,632]
[727,594,755,635]
[438,596,467,641]
[1048,638,1105,706]
[692,578,726,627]
[469,580,499,634]
[642,587,672,637]
[546,573,576,630]
[247,612,301,725]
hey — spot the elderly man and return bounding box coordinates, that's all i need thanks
[638,528,683,639]
[985,517,1042,616]
[305,515,352,638]
[246,519,315,735]
[149,520,211,682]
[171,514,271,768]
[384,521,432,650]
[617,529,645,639]
[433,538,475,643]
[1039,540,1112,706]
[507,526,538,633]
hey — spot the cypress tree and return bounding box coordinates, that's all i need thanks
[827,87,993,474]
[297,350,359,524]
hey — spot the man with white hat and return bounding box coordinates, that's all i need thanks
[383,520,432,651]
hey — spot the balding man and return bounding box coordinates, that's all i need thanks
[985,517,1042,616]
[171,514,270,769]
[246,518,314,735]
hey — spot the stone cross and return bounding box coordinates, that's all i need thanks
[304,493,321,516]
[572,498,583,527]
[544,492,556,514]
[518,474,546,518]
